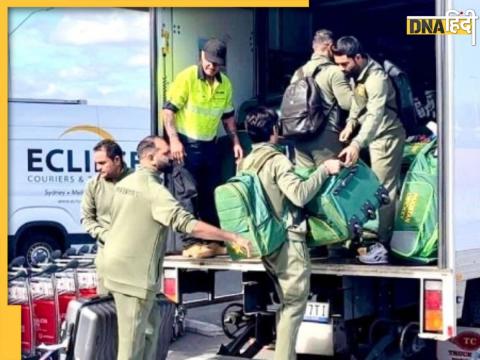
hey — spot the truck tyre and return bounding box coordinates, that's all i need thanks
[20,233,61,265]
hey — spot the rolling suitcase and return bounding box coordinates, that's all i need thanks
[64,294,175,360]
[64,295,117,360]
[152,295,176,360]
[296,160,389,246]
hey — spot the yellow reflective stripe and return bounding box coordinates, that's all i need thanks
[176,109,221,141]
[185,103,225,118]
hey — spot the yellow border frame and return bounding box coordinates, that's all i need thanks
[1,1,308,359]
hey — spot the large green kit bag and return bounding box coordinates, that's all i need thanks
[214,147,287,260]
[296,161,389,247]
[391,140,438,263]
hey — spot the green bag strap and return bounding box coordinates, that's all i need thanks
[410,139,437,175]
[237,145,292,225]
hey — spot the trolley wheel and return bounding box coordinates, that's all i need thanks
[221,303,251,339]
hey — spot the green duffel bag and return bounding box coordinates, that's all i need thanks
[215,147,287,260]
[296,160,389,247]
[391,140,438,264]
[306,216,349,246]
[402,141,431,167]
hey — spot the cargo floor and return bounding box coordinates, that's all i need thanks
[163,255,446,280]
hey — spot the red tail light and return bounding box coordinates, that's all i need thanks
[424,280,443,333]
[163,269,178,303]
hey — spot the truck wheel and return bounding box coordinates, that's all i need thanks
[20,233,61,265]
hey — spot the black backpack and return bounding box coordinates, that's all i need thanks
[280,64,336,140]
[383,60,418,136]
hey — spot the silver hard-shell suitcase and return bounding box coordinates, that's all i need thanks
[64,295,117,360]
[63,294,175,360]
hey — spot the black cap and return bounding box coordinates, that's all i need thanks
[203,38,226,66]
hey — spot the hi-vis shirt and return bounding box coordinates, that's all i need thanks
[164,65,235,141]
[103,166,198,299]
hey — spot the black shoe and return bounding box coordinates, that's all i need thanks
[309,246,329,259]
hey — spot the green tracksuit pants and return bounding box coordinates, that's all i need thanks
[369,127,406,244]
[262,239,311,360]
[112,292,161,360]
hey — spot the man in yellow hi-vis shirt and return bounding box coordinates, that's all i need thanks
[162,38,243,259]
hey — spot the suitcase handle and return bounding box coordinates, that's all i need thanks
[348,215,363,236]
[362,201,377,220]
[375,186,390,205]
[67,295,114,360]
[333,168,357,195]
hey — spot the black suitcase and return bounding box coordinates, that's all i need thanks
[63,294,175,360]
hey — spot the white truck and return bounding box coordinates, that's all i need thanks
[153,2,480,359]
[8,3,480,358]
[8,99,150,264]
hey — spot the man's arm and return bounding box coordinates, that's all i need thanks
[221,81,243,159]
[190,221,252,257]
[151,181,251,255]
[351,72,388,149]
[222,114,243,159]
[274,156,335,207]
[162,108,186,165]
[331,68,353,111]
[162,69,191,164]
[80,180,108,243]
[162,108,179,140]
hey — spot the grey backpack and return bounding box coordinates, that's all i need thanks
[280,64,336,140]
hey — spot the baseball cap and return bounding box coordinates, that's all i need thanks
[203,38,226,66]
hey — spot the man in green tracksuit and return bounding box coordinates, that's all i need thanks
[80,139,132,295]
[290,29,352,167]
[103,136,251,360]
[240,107,342,360]
[333,36,406,262]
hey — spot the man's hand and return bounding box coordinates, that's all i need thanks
[338,143,360,167]
[323,159,343,175]
[233,143,244,162]
[339,121,356,143]
[231,234,253,258]
[170,137,186,165]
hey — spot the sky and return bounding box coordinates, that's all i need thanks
[8,8,150,108]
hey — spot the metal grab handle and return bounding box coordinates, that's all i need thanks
[375,186,390,205]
